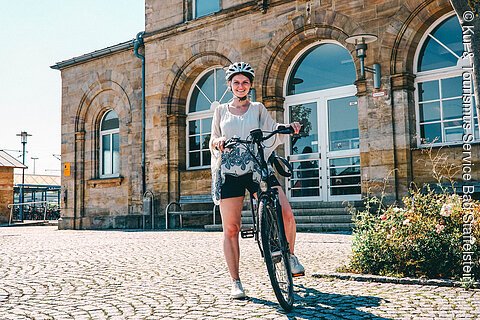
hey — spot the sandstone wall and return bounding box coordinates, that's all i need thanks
[0,167,14,224]
[58,0,473,229]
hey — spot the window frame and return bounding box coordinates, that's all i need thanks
[99,110,120,178]
[192,0,221,19]
[414,13,478,147]
[186,66,230,170]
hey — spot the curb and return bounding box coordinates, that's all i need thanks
[312,272,480,289]
[0,220,58,228]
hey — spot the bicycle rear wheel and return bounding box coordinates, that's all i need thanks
[259,196,294,312]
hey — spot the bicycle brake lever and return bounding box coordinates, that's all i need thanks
[224,137,239,149]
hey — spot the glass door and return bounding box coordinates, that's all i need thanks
[285,87,360,201]
[288,102,322,200]
[326,95,361,201]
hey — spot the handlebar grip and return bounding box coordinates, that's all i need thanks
[277,125,294,134]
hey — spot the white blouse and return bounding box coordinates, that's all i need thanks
[209,102,286,204]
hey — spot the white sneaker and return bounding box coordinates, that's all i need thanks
[289,254,305,276]
[231,279,246,299]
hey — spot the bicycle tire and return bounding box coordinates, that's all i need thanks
[259,196,294,312]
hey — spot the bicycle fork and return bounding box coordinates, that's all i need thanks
[273,195,291,259]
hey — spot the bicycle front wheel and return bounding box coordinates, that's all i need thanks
[259,196,294,312]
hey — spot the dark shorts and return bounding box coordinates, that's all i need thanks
[221,173,280,199]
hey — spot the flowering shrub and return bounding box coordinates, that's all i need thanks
[348,187,480,281]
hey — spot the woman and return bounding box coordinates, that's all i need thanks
[210,62,305,299]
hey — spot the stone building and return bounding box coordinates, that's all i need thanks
[0,150,27,224]
[52,0,479,230]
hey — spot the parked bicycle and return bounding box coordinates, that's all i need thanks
[224,126,297,312]
[46,203,61,220]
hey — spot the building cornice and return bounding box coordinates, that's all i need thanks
[50,40,135,71]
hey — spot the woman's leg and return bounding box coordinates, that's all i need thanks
[273,187,296,254]
[219,196,244,280]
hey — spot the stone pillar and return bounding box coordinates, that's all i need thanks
[262,95,286,128]
[59,161,73,230]
[74,131,85,229]
[59,131,84,230]
[357,78,398,203]
[391,73,416,197]
[166,111,186,208]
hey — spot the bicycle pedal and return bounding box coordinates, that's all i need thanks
[240,228,255,238]
[271,251,282,264]
[292,272,305,278]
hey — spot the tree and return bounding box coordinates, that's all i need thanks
[450,0,480,124]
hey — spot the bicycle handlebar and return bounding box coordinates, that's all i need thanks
[263,125,294,141]
[224,125,294,149]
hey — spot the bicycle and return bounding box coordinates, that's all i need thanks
[224,126,298,312]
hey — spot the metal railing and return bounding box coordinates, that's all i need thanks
[164,201,218,230]
[7,201,48,226]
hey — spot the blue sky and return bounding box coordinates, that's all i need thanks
[0,1,144,175]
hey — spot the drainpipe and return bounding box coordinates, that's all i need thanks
[133,31,146,195]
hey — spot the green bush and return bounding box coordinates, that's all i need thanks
[347,187,480,281]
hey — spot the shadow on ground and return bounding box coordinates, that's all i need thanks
[248,283,391,319]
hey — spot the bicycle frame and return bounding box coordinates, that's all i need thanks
[229,127,293,253]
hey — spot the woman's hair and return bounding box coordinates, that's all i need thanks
[230,72,254,83]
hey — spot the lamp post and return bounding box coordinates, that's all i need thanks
[345,34,381,89]
[16,131,31,221]
[31,157,38,175]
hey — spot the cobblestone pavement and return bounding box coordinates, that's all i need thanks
[0,226,478,319]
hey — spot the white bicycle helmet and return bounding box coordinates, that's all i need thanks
[225,62,255,81]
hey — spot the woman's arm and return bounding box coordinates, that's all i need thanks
[209,106,226,153]
[258,103,301,134]
[257,103,301,158]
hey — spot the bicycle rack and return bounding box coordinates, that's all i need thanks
[7,201,48,226]
[143,190,155,230]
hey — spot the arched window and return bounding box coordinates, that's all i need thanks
[100,110,120,177]
[287,43,356,95]
[187,67,232,168]
[415,14,478,146]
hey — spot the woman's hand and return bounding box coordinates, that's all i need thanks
[290,122,301,134]
[212,137,227,152]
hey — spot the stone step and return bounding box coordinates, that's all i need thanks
[172,201,363,212]
[269,207,358,215]
[204,222,354,232]
[240,207,361,217]
[241,214,352,224]
[204,224,223,231]
[295,223,354,232]
[289,200,364,209]
[4,220,58,227]
[199,200,363,232]
[170,207,360,217]
[169,210,214,216]
[242,201,363,209]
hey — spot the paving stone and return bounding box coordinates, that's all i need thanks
[0,226,478,319]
